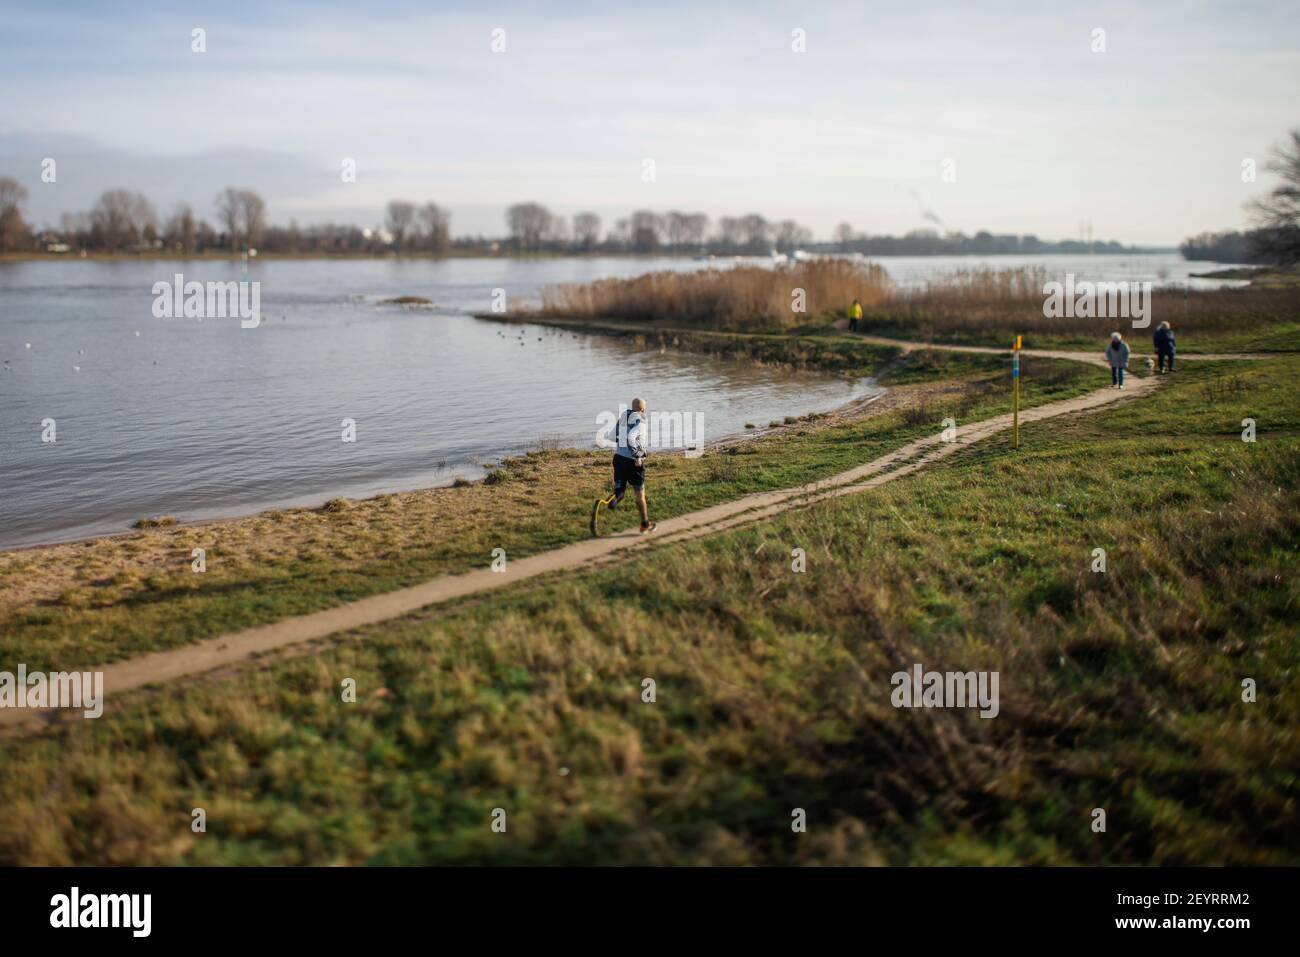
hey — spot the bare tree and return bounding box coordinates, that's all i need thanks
[716,216,742,249]
[386,200,417,251]
[683,213,709,250]
[215,187,241,244]
[1249,127,1300,265]
[215,187,266,250]
[91,189,157,250]
[773,219,812,253]
[0,176,31,252]
[238,190,266,248]
[164,203,198,254]
[572,211,602,251]
[833,222,855,250]
[506,202,551,251]
[664,211,689,250]
[629,210,663,252]
[543,211,569,244]
[738,213,771,251]
[418,202,451,254]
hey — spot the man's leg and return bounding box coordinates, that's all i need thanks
[609,454,627,507]
[633,487,649,526]
[608,455,629,509]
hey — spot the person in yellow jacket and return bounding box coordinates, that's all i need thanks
[848,298,862,332]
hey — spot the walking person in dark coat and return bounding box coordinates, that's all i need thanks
[1154,321,1176,373]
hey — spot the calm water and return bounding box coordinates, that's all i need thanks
[1,257,870,549]
[0,252,1236,549]
[862,252,1249,290]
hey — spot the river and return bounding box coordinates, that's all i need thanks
[0,251,1238,549]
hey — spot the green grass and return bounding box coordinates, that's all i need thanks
[871,322,1300,355]
[0,353,1295,865]
[0,344,1093,672]
[854,312,1300,355]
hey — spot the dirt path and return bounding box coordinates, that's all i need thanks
[846,332,1262,365]
[1,358,1165,733]
[480,313,1264,365]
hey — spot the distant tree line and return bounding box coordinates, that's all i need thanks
[823,225,1133,257]
[0,183,457,256]
[0,183,1155,259]
[1179,230,1268,264]
[1181,127,1300,266]
[1179,226,1299,265]
[0,185,822,257]
[4,125,1296,262]
[500,204,812,255]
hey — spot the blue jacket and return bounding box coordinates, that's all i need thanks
[1154,327,1176,353]
[1106,340,1131,369]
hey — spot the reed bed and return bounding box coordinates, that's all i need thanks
[537,260,890,329]
[528,260,1300,348]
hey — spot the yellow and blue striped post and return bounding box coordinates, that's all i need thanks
[1012,335,1021,449]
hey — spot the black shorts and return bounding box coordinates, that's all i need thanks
[613,453,644,492]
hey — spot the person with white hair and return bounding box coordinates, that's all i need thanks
[1106,332,1131,389]
[591,397,656,535]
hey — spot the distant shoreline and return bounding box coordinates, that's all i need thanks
[0,249,1180,264]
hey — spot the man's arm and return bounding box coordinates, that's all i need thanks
[629,416,648,462]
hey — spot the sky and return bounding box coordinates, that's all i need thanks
[1,0,1297,245]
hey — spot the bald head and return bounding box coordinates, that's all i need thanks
[630,397,646,412]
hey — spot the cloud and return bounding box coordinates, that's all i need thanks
[2,0,1298,242]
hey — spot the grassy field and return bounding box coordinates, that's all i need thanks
[856,299,1300,354]
[0,338,1091,673]
[0,349,1294,865]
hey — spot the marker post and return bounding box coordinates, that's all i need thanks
[1012,335,1021,449]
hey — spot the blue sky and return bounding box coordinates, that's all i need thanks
[1,0,1297,243]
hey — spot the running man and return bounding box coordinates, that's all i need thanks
[591,397,656,535]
